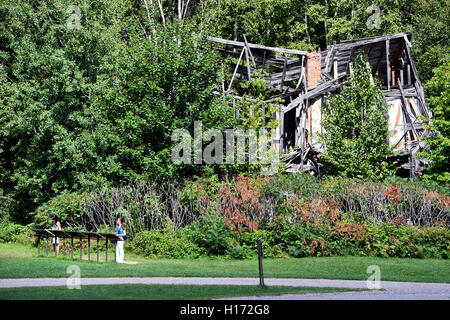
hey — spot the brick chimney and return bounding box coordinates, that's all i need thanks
[306,51,322,88]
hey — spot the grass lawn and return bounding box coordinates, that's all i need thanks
[1,243,449,283]
[0,284,366,300]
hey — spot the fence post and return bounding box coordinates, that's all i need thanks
[257,241,264,287]
[97,234,99,263]
[37,234,41,256]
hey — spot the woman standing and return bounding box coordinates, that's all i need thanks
[115,217,127,263]
[51,215,62,256]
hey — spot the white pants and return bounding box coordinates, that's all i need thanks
[115,240,124,263]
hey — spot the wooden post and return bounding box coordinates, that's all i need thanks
[333,58,338,79]
[279,109,284,153]
[228,47,245,91]
[407,65,411,86]
[262,50,266,69]
[71,236,74,259]
[257,241,264,287]
[63,234,66,256]
[79,235,82,260]
[96,234,99,263]
[88,236,90,261]
[46,234,49,257]
[105,238,108,262]
[280,57,287,90]
[243,34,256,68]
[114,239,117,263]
[244,46,251,80]
[386,39,391,90]
[37,233,41,256]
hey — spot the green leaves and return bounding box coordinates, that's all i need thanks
[0,1,231,222]
[320,54,395,179]
[419,58,450,183]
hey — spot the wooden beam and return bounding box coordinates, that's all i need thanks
[398,79,419,139]
[386,39,391,90]
[37,234,41,256]
[97,234,99,263]
[333,58,338,79]
[407,64,411,85]
[243,34,256,68]
[329,32,411,51]
[208,36,307,56]
[403,34,412,48]
[114,240,117,262]
[244,46,251,80]
[280,57,287,90]
[62,235,66,256]
[228,47,245,91]
[279,109,284,153]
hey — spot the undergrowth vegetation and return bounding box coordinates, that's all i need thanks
[2,174,447,260]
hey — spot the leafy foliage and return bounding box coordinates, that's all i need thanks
[0,222,30,243]
[130,227,206,258]
[419,58,450,183]
[320,54,395,179]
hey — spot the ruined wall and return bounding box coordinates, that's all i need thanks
[387,97,421,151]
[305,52,323,149]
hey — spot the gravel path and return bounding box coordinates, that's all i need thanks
[1,277,449,300]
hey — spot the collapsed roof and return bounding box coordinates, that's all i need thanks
[209,32,433,177]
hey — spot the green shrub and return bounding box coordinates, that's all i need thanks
[239,229,286,258]
[190,216,236,255]
[0,222,30,243]
[226,244,254,259]
[367,224,450,259]
[0,191,14,222]
[179,175,226,207]
[281,223,334,257]
[130,228,206,258]
[131,230,175,257]
[29,191,89,229]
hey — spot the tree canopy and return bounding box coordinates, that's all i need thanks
[0,0,448,223]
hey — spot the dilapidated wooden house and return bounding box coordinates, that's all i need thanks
[209,32,433,177]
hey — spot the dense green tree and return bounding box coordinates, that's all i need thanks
[0,0,449,223]
[319,54,395,179]
[419,58,450,183]
[411,0,450,83]
[208,0,413,50]
[0,0,231,222]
